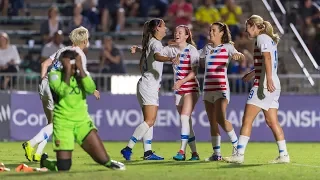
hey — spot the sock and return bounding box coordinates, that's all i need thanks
[188,117,197,154]
[29,123,53,147]
[212,136,221,155]
[143,126,153,152]
[127,122,150,149]
[237,135,250,155]
[35,140,48,155]
[104,160,112,168]
[227,129,238,147]
[277,140,288,156]
[180,115,190,154]
[43,159,57,171]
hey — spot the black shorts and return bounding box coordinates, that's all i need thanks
[98,0,120,14]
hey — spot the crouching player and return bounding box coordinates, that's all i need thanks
[41,50,125,171]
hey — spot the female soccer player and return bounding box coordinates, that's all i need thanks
[22,27,99,162]
[161,25,200,161]
[120,18,179,161]
[225,15,290,164]
[200,22,244,161]
[41,50,125,171]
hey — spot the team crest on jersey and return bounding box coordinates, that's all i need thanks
[55,140,60,147]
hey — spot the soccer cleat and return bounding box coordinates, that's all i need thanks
[40,153,49,168]
[22,141,34,162]
[120,147,132,161]
[205,153,222,161]
[33,153,41,162]
[268,155,290,164]
[107,160,126,171]
[232,146,238,156]
[188,152,200,161]
[143,152,164,160]
[224,153,245,164]
[173,152,186,161]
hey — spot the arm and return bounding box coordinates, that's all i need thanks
[104,49,121,64]
[263,52,273,82]
[76,55,96,94]
[48,71,72,97]
[41,58,53,79]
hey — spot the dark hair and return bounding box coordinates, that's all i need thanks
[175,25,196,48]
[212,22,233,45]
[139,18,163,67]
[60,50,78,61]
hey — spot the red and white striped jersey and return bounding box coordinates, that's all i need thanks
[162,44,200,94]
[253,34,280,89]
[200,43,237,92]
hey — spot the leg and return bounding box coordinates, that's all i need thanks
[263,108,290,163]
[204,100,222,161]
[101,8,109,32]
[214,98,238,151]
[116,7,125,32]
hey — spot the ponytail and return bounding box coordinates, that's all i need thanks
[212,22,234,45]
[262,21,280,44]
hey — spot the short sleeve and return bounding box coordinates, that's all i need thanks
[257,34,273,53]
[11,45,21,65]
[224,43,238,56]
[151,40,163,54]
[190,46,200,67]
[199,46,207,59]
[161,46,172,57]
[49,52,57,61]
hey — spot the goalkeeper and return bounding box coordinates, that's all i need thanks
[41,50,125,171]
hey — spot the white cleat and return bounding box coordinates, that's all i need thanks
[269,155,290,164]
[222,146,238,162]
[224,154,244,164]
[110,160,126,170]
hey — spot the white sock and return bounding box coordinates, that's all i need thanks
[237,135,250,155]
[29,123,53,147]
[143,126,153,152]
[35,140,48,155]
[180,115,190,154]
[188,118,197,153]
[227,129,238,147]
[277,140,288,156]
[211,136,221,155]
[127,121,150,149]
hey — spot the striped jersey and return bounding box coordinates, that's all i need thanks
[200,43,237,92]
[253,34,280,89]
[162,44,200,94]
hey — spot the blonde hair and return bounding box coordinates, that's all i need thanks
[69,26,89,46]
[246,15,280,44]
[0,32,10,46]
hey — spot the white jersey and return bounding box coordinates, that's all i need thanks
[200,43,237,93]
[49,46,89,75]
[253,34,280,89]
[161,44,200,94]
[140,37,164,89]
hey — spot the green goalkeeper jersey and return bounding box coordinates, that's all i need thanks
[48,70,96,122]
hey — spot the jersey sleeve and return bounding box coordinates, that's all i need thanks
[190,46,200,68]
[48,71,72,97]
[49,52,57,61]
[199,46,207,59]
[151,40,163,54]
[81,75,96,94]
[257,34,273,53]
[161,46,172,57]
[224,43,238,56]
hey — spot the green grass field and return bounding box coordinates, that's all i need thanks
[0,142,319,180]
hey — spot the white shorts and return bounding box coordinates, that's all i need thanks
[246,87,280,111]
[38,78,54,111]
[175,91,200,106]
[136,81,160,107]
[203,91,230,104]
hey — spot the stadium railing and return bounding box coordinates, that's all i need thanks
[0,73,319,94]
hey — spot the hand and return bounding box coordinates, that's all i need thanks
[61,58,72,73]
[242,71,254,82]
[167,39,178,46]
[130,45,139,54]
[267,77,275,92]
[104,50,111,58]
[171,54,180,65]
[173,80,184,90]
[232,52,244,61]
[257,86,265,100]
[93,90,100,100]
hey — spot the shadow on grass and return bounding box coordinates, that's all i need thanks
[217,163,267,169]
[3,169,108,177]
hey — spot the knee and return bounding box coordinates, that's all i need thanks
[57,159,72,171]
[144,120,154,127]
[265,119,277,128]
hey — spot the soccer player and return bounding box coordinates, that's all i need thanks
[22,26,99,162]
[225,15,290,164]
[120,18,179,160]
[161,25,200,161]
[41,50,125,171]
[200,22,244,161]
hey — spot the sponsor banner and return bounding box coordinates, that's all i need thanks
[0,92,11,140]
[9,93,320,142]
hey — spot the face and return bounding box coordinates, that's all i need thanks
[104,38,112,50]
[49,9,58,19]
[245,23,258,38]
[74,5,82,15]
[0,36,7,47]
[54,34,63,44]
[209,24,223,44]
[156,20,167,38]
[204,0,213,6]
[174,26,189,44]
